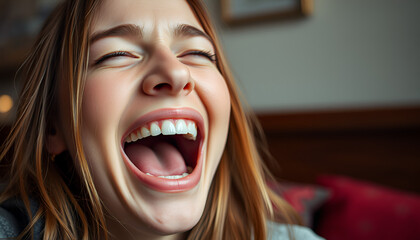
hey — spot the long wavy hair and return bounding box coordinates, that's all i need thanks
[0,0,301,239]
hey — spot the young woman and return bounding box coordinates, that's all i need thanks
[0,0,324,239]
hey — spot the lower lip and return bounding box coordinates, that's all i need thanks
[121,143,203,193]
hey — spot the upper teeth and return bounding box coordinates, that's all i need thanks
[125,119,197,143]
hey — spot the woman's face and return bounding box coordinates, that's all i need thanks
[57,0,230,237]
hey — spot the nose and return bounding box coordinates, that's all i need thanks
[142,48,194,96]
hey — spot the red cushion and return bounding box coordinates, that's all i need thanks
[316,175,420,240]
[268,180,330,227]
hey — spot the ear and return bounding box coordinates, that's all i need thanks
[46,124,67,155]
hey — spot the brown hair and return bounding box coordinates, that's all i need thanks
[0,0,301,239]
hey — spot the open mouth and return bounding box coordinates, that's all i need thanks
[122,118,203,183]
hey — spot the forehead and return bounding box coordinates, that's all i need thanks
[92,0,203,35]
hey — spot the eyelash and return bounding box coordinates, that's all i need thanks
[182,50,217,62]
[94,51,137,65]
[94,50,216,65]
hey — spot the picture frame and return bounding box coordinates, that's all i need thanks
[221,0,313,25]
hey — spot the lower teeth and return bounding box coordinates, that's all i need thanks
[145,172,189,179]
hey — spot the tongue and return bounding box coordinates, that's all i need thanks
[125,142,187,176]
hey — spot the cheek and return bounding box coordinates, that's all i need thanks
[195,69,231,171]
[82,72,131,135]
[202,72,231,128]
[80,73,133,195]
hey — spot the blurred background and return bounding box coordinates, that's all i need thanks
[1,0,419,238]
[0,0,57,125]
[203,0,420,112]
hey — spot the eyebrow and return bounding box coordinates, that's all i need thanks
[173,24,213,44]
[90,24,143,44]
[89,23,214,46]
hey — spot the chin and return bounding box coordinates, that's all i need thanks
[147,210,203,235]
[116,187,208,237]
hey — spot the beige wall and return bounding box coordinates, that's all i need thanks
[203,0,420,112]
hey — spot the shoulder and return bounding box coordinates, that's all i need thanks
[267,221,325,240]
[0,198,25,238]
[0,197,44,240]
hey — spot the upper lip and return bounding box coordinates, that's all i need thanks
[122,107,205,145]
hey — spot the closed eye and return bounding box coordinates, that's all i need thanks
[178,50,216,62]
[94,51,139,65]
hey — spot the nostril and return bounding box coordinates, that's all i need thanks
[154,83,172,91]
[151,82,193,95]
[183,82,194,92]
